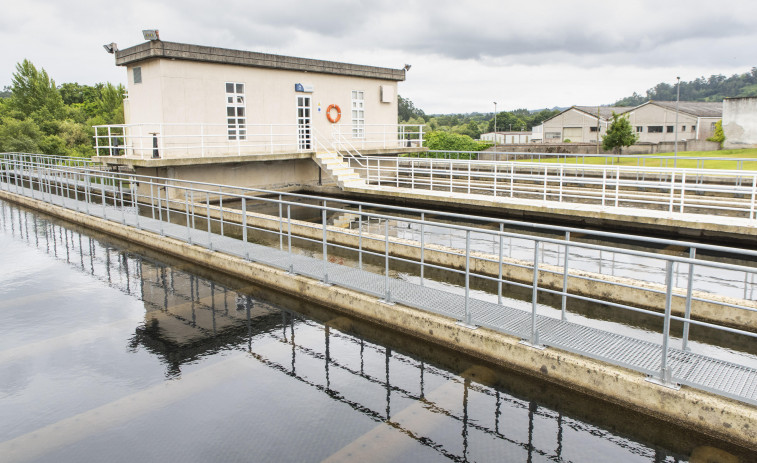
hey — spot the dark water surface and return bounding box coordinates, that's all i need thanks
[0,199,751,462]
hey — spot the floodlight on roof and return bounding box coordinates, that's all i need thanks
[403,64,411,71]
[102,42,118,54]
[142,29,160,41]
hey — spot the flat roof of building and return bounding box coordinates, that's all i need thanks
[115,41,406,82]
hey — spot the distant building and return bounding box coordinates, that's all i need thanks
[722,97,757,149]
[540,106,625,143]
[622,101,722,143]
[539,102,722,145]
[480,131,532,144]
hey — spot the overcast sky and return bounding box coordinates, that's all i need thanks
[2,0,755,114]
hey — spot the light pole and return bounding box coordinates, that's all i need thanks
[674,76,680,168]
[493,102,497,148]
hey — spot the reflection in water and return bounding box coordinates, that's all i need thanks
[0,199,749,462]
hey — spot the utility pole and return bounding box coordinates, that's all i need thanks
[674,76,680,168]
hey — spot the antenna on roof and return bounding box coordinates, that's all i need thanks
[142,29,160,41]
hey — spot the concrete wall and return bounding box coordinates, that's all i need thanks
[124,58,399,155]
[723,97,757,149]
[134,158,323,200]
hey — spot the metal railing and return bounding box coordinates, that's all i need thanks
[93,123,424,159]
[421,150,757,170]
[2,153,757,404]
[346,156,757,220]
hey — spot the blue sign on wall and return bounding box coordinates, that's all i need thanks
[295,83,314,93]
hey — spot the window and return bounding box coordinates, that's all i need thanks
[351,90,364,138]
[648,126,663,133]
[667,126,674,133]
[545,132,561,140]
[133,67,142,84]
[711,122,717,130]
[636,126,643,133]
[682,126,686,131]
[590,126,598,132]
[692,125,696,132]
[226,82,246,140]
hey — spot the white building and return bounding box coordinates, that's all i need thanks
[480,131,532,144]
[100,39,415,158]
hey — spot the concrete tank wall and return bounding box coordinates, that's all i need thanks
[723,97,757,149]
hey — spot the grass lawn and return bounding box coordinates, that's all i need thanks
[518,148,757,170]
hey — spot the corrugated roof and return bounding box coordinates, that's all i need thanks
[573,106,631,120]
[644,101,722,117]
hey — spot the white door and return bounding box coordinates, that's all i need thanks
[297,96,312,151]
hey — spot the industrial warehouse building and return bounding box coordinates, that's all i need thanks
[537,101,722,145]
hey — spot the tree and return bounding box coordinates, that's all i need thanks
[707,120,725,147]
[602,112,638,154]
[9,59,64,118]
[398,95,426,122]
[423,131,492,153]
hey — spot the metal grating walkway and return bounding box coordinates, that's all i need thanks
[16,191,757,407]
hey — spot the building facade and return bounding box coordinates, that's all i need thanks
[621,101,721,143]
[539,106,623,143]
[111,40,407,157]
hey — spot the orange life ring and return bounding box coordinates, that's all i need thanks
[326,104,341,123]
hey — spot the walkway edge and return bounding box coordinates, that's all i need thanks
[2,189,755,451]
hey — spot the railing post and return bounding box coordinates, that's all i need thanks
[185,190,192,244]
[680,171,686,213]
[615,166,620,208]
[158,184,164,236]
[242,197,248,259]
[464,229,473,326]
[322,200,329,285]
[383,218,390,303]
[561,231,570,321]
[287,203,292,268]
[751,174,757,220]
[543,165,548,202]
[218,190,224,237]
[450,160,453,193]
[358,204,363,270]
[529,240,541,346]
[682,247,696,351]
[493,163,498,197]
[601,168,607,207]
[658,260,675,386]
[206,192,212,250]
[149,182,155,220]
[498,223,503,305]
[420,211,425,286]
[467,161,471,194]
[669,172,675,214]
